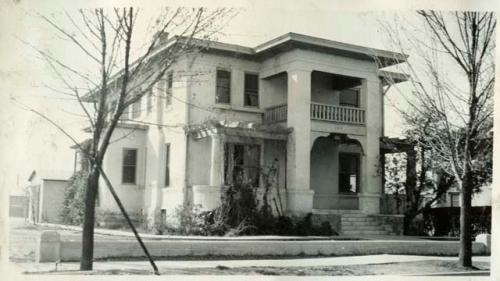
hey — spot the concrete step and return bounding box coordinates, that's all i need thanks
[342,226,385,231]
[342,230,388,235]
[341,221,379,226]
[313,209,361,215]
[340,213,368,218]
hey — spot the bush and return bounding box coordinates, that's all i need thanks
[60,170,87,225]
[163,181,337,236]
[164,204,207,235]
[423,206,491,237]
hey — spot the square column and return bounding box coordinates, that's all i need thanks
[359,78,382,213]
[286,69,314,214]
[209,134,223,186]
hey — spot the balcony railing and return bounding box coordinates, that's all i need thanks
[310,102,365,124]
[263,104,288,123]
[264,103,365,125]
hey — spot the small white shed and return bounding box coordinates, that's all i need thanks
[27,170,72,223]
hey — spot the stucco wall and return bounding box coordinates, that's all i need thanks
[187,137,211,186]
[99,127,146,214]
[261,72,287,108]
[179,53,263,126]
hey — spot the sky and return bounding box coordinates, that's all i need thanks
[0,0,497,196]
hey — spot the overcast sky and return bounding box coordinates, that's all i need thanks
[0,0,497,195]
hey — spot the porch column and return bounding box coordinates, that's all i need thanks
[286,69,314,215]
[359,78,382,214]
[209,134,223,186]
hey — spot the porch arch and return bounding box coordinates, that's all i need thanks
[310,133,364,210]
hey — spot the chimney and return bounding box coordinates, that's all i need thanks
[154,31,169,48]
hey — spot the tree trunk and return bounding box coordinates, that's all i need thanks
[459,174,473,267]
[80,167,100,270]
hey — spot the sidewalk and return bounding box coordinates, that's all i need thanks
[11,254,490,274]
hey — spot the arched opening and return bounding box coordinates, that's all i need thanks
[310,133,363,210]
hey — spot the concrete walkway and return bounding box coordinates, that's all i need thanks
[11,254,490,274]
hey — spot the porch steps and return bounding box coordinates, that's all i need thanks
[340,213,398,236]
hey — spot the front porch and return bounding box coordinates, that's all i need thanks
[187,120,381,218]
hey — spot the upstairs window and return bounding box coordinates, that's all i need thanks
[166,72,173,107]
[339,88,360,107]
[339,153,359,193]
[122,148,137,184]
[224,143,260,187]
[216,69,231,104]
[244,73,259,107]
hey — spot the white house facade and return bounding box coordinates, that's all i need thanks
[85,33,408,234]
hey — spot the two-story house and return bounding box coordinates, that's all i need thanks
[85,33,408,234]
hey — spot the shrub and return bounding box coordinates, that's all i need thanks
[423,206,491,237]
[60,170,87,225]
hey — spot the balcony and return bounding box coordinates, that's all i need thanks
[264,103,365,125]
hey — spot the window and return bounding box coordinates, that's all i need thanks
[451,193,460,207]
[224,143,260,187]
[216,69,231,104]
[164,143,170,187]
[122,149,137,184]
[339,88,360,107]
[166,72,173,107]
[244,73,259,107]
[132,97,141,119]
[121,105,130,120]
[339,153,359,193]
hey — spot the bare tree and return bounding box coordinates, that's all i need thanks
[378,11,495,267]
[17,7,235,272]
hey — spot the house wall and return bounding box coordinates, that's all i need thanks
[99,127,146,216]
[179,53,263,126]
[39,180,67,223]
[311,71,339,105]
[107,45,385,221]
[187,137,211,187]
[261,72,287,108]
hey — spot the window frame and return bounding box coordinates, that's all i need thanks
[164,143,170,187]
[338,152,360,193]
[339,88,360,108]
[215,68,231,104]
[244,72,259,108]
[122,148,138,184]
